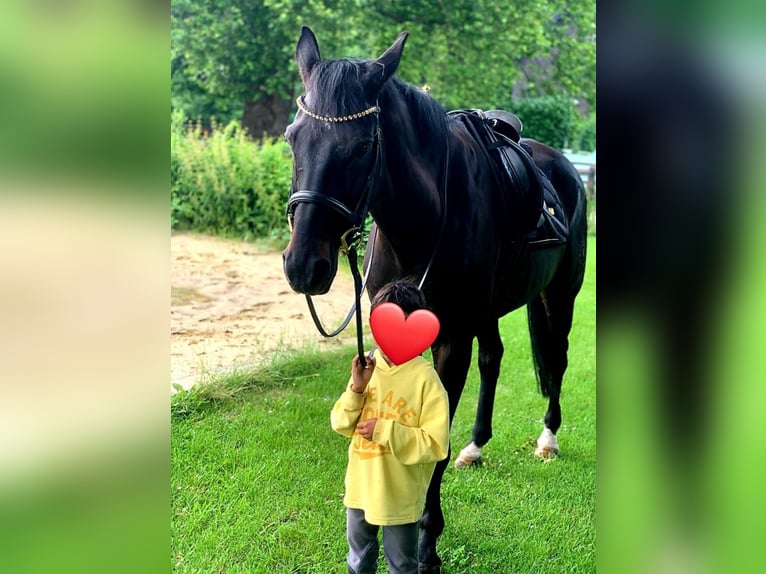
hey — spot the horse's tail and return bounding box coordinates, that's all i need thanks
[527,295,556,398]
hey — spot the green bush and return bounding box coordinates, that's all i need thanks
[507,95,575,150]
[571,112,596,152]
[501,96,595,152]
[171,111,292,242]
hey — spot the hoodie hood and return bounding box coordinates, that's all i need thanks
[372,349,429,374]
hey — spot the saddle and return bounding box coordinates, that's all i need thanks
[484,109,523,143]
[448,109,568,246]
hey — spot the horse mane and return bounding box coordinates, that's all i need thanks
[382,77,449,147]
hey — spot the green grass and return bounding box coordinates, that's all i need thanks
[171,237,595,573]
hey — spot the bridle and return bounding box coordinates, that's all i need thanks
[286,94,448,367]
[286,95,384,367]
[287,96,383,255]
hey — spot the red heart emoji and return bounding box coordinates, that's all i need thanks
[369,303,440,365]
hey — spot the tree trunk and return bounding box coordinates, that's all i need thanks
[240,94,292,139]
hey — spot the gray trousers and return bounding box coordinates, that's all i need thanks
[346,508,419,574]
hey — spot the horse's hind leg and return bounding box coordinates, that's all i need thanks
[527,288,577,457]
[454,320,503,468]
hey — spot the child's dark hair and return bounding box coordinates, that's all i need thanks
[370,280,427,315]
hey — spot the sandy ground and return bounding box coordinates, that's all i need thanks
[171,233,363,391]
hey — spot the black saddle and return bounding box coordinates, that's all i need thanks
[448,109,568,245]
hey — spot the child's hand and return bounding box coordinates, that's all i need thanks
[356,418,378,440]
[350,353,376,393]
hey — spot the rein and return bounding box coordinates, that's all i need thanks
[287,96,384,367]
[287,95,448,367]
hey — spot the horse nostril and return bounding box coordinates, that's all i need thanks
[283,246,333,295]
[310,258,331,292]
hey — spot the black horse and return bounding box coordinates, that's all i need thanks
[282,27,587,572]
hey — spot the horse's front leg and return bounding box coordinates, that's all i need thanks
[455,320,503,468]
[418,452,449,573]
[419,335,473,573]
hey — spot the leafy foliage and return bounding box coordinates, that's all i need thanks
[510,95,575,150]
[171,0,354,127]
[571,111,596,152]
[171,0,596,131]
[171,111,292,242]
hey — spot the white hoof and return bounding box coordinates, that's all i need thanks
[534,428,559,458]
[454,442,483,468]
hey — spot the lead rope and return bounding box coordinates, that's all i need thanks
[349,247,366,366]
[303,123,384,368]
[304,225,378,341]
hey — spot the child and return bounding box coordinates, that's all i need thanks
[331,280,450,574]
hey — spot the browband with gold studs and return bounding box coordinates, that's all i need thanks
[296,96,379,123]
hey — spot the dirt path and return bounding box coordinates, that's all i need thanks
[171,233,362,391]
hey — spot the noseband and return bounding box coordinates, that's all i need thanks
[287,96,384,366]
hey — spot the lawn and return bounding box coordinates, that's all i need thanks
[171,237,595,573]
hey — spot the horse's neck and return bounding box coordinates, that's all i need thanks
[375,107,500,274]
[373,103,445,270]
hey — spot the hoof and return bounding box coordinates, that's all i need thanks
[418,531,442,573]
[454,442,482,468]
[534,427,559,458]
[454,455,482,469]
[534,444,559,458]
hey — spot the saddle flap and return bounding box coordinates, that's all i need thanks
[527,180,569,247]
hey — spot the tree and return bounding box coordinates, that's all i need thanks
[171,0,595,137]
[172,0,346,137]
[342,0,595,113]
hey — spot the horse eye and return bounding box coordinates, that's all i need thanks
[355,142,371,157]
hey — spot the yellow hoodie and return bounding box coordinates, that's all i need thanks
[330,351,450,525]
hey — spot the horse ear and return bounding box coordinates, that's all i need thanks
[366,31,408,88]
[296,26,321,86]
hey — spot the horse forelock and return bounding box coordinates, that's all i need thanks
[304,59,448,145]
[306,58,372,117]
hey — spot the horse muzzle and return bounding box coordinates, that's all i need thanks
[282,241,337,295]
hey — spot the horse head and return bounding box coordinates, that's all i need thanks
[282,26,407,295]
